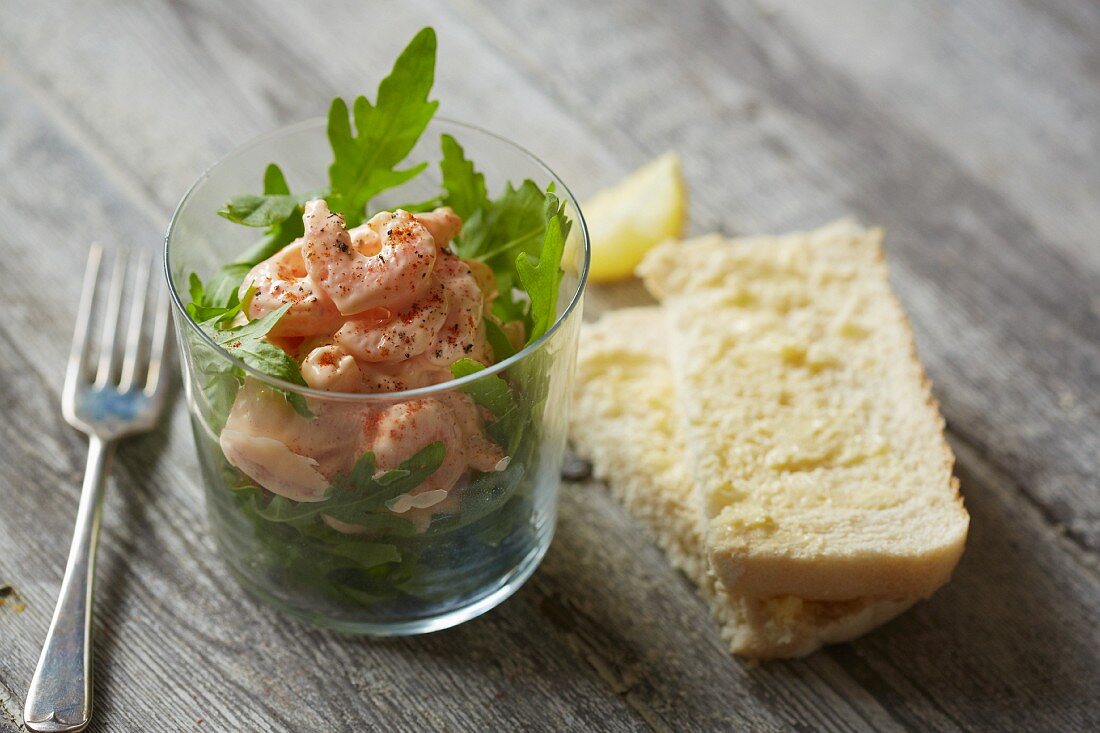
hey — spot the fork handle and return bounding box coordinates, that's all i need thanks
[24,436,114,733]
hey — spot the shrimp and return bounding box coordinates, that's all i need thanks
[466,260,499,314]
[427,252,492,365]
[302,200,436,315]
[333,278,449,363]
[219,379,359,500]
[415,207,462,248]
[378,353,454,391]
[439,392,505,473]
[301,344,452,393]
[349,207,461,252]
[301,344,359,391]
[359,395,505,532]
[240,240,342,337]
[301,344,388,393]
[365,399,468,494]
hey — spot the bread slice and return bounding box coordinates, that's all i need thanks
[574,307,920,657]
[636,220,968,602]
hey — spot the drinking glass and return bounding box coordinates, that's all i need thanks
[165,118,588,634]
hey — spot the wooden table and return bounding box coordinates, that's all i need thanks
[1,1,1098,730]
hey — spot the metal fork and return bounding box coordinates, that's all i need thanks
[24,245,171,733]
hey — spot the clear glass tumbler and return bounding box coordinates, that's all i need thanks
[164,119,588,634]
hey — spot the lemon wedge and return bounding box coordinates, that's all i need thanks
[582,152,687,283]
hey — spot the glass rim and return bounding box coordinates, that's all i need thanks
[163,116,590,403]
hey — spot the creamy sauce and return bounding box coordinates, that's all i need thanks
[220,200,504,529]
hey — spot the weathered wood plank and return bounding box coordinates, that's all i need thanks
[0,9,803,728]
[0,0,1098,730]
[0,77,658,733]
[768,0,1100,264]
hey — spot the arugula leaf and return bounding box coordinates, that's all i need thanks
[195,164,306,314]
[200,304,312,416]
[206,306,302,381]
[419,460,525,537]
[375,468,412,486]
[483,318,517,361]
[218,193,302,228]
[453,180,547,264]
[245,442,446,530]
[489,282,529,330]
[394,195,444,213]
[231,487,404,583]
[188,163,310,421]
[326,27,439,225]
[344,442,445,492]
[184,328,244,432]
[516,196,569,342]
[450,358,512,418]
[233,164,307,261]
[345,450,377,492]
[472,495,531,547]
[440,136,568,345]
[195,264,250,312]
[264,163,290,194]
[224,436,537,611]
[326,542,401,568]
[251,493,319,528]
[187,277,249,325]
[218,166,322,228]
[439,133,487,221]
[188,272,204,304]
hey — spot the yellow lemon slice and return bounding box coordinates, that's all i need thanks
[582,152,687,283]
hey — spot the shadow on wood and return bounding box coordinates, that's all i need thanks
[89,376,183,730]
[804,437,1100,731]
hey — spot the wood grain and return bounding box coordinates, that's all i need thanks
[0,0,1097,730]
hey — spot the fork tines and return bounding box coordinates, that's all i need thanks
[65,245,170,403]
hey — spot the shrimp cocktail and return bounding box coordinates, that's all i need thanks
[164,28,588,634]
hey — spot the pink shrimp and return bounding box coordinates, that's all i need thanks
[365,399,468,493]
[332,278,449,363]
[439,392,505,472]
[300,344,391,393]
[219,379,359,501]
[415,206,462,248]
[240,240,342,337]
[301,344,453,394]
[347,207,461,253]
[377,353,454,391]
[302,200,437,315]
[427,252,492,366]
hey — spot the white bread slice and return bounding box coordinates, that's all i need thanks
[637,221,969,602]
[572,308,916,658]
